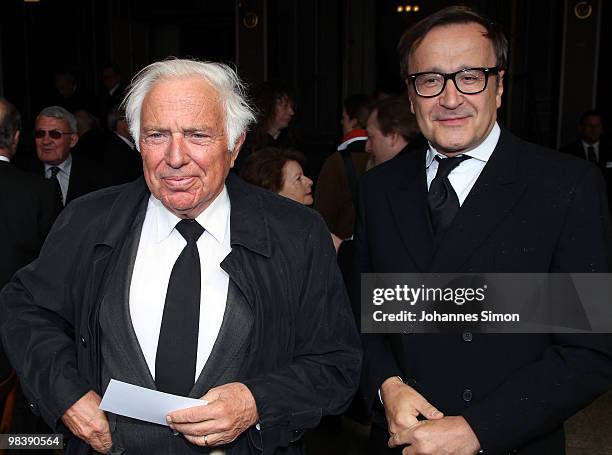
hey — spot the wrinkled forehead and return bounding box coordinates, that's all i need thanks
[142,76,224,120]
[147,75,220,100]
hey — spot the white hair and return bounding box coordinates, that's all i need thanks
[123,58,255,151]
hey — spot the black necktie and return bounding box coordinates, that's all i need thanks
[48,166,64,207]
[155,219,204,396]
[428,155,471,237]
[587,146,597,164]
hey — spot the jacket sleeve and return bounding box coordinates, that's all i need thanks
[462,165,612,453]
[354,177,404,410]
[242,214,362,454]
[0,203,95,430]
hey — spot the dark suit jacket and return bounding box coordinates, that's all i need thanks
[560,139,612,211]
[0,160,60,381]
[0,174,361,454]
[30,153,113,205]
[99,83,127,120]
[102,133,143,185]
[0,161,60,287]
[356,128,612,454]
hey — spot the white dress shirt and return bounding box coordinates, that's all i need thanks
[0,156,9,163]
[44,154,72,205]
[129,187,231,381]
[426,122,501,206]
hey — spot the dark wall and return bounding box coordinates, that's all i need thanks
[1,0,109,128]
[0,0,234,131]
[267,0,342,175]
[596,1,609,133]
[0,0,606,161]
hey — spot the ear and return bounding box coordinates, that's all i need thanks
[230,132,247,168]
[495,70,505,108]
[13,130,20,148]
[69,133,79,148]
[388,131,401,148]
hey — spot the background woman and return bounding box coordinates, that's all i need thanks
[240,147,342,249]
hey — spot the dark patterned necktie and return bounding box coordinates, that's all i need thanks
[587,146,597,164]
[428,155,471,237]
[48,166,64,207]
[155,219,204,396]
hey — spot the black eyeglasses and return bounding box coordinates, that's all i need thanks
[407,67,499,98]
[34,129,74,140]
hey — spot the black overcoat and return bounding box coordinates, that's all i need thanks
[356,128,612,454]
[0,173,362,454]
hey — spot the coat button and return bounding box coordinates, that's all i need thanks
[462,331,473,342]
[80,336,87,347]
[462,389,473,402]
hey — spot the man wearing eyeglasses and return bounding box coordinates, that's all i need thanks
[356,6,612,455]
[33,105,111,206]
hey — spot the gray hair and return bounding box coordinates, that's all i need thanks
[37,106,78,133]
[123,58,255,151]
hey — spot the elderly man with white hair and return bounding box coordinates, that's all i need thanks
[0,59,361,455]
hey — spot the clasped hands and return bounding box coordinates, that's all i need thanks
[61,382,258,453]
[381,377,481,455]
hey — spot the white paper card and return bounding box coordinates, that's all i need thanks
[99,379,207,426]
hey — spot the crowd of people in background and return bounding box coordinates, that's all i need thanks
[4,63,610,228]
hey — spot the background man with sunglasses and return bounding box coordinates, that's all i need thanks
[33,105,111,206]
[356,6,612,455]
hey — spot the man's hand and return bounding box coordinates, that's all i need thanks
[167,382,258,447]
[388,416,481,455]
[380,377,443,435]
[61,390,112,453]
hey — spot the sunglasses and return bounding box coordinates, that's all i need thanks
[34,129,74,140]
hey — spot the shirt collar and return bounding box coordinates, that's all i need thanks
[44,153,72,174]
[150,185,230,245]
[426,122,500,168]
[0,155,10,163]
[116,132,136,150]
[581,140,599,150]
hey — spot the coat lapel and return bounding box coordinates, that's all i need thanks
[386,148,436,272]
[190,267,254,398]
[189,173,269,397]
[430,129,528,271]
[97,187,156,388]
[91,178,152,387]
